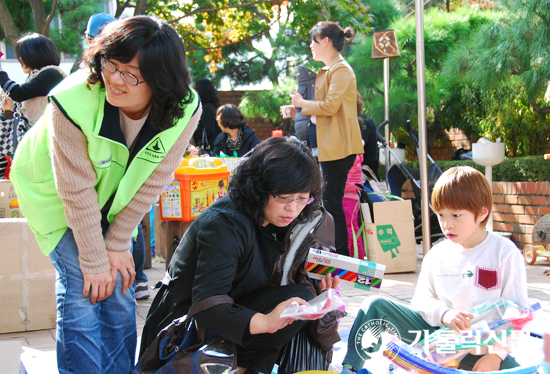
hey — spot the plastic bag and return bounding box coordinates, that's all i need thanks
[276,329,332,374]
[280,289,345,320]
[413,299,538,366]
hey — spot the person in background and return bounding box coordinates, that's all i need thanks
[0,33,66,125]
[70,12,116,74]
[141,137,341,373]
[211,103,259,157]
[340,167,528,373]
[192,78,221,154]
[287,21,364,256]
[343,149,364,259]
[0,33,66,177]
[11,16,201,374]
[133,222,150,300]
[356,94,380,181]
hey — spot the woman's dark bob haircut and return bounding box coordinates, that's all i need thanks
[217,104,246,129]
[15,33,60,70]
[84,16,193,130]
[229,137,324,225]
[310,21,355,53]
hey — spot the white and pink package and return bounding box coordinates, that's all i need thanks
[280,289,345,320]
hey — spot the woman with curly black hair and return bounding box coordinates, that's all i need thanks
[11,16,201,374]
[141,137,342,374]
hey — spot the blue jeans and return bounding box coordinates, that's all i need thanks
[49,229,137,374]
[133,223,148,284]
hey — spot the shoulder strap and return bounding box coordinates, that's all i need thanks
[188,295,234,319]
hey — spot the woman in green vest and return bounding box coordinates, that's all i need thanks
[11,16,201,374]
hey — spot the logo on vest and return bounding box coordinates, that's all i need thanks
[143,137,166,162]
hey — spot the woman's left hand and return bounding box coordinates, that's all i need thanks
[249,297,308,334]
[107,250,136,294]
[319,273,340,291]
[290,89,305,108]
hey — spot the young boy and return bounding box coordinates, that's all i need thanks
[341,166,528,373]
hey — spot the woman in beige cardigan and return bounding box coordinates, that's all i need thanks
[288,21,364,255]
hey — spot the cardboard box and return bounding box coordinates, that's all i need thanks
[0,219,56,333]
[0,179,24,218]
[364,199,417,274]
[306,248,386,292]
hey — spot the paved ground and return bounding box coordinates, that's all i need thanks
[1,244,549,373]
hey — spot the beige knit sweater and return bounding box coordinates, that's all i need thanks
[49,101,201,273]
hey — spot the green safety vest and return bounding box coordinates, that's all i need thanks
[11,72,199,255]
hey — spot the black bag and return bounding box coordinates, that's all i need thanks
[276,328,333,374]
[135,295,237,374]
[0,89,30,159]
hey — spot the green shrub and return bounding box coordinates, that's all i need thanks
[378,156,550,182]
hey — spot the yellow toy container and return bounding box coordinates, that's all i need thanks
[159,158,230,222]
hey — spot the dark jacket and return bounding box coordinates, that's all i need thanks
[210,125,259,157]
[294,66,317,141]
[192,101,220,152]
[360,117,380,180]
[140,194,340,354]
[0,69,64,102]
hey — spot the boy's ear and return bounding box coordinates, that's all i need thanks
[478,206,490,222]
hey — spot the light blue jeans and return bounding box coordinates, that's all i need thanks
[49,228,136,374]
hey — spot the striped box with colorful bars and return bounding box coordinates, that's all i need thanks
[306,248,386,292]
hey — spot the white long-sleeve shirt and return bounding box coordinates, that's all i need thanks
[411,232,529,360]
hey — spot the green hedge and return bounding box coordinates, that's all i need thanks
[378,156,550,182]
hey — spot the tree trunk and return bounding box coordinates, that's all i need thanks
[0,0,21,47]
[529,98,550,117]
[28,0,47,36]
[135,0,149,15]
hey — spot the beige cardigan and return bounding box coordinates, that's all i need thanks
[301,55,364,162]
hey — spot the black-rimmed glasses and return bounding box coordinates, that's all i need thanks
[100,58,145,86]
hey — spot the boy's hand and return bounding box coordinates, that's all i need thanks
[472,353,502,372]
[441,309,474,332]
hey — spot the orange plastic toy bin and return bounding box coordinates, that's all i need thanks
[159,157,230,222]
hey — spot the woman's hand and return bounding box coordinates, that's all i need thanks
[319,273,340,291]
[83,271,114,304]
[279,105,297,119]
[249,297,308,334]
[108,250,136,295]
[441,309,474,332]
[472,353,502,372]
[4,97,14,112]
[290,90,305,108]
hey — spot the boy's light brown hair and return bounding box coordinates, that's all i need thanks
[431,166,492,228]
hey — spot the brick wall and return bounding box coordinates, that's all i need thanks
[431,128,471,161]
[492,182,550,249]
[218,91,273,140]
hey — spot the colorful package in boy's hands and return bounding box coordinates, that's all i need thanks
[280,289,345,320]
[412,298,538,366]
[306,248,386,292]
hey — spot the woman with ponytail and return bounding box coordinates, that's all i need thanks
[287,21,364,256]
